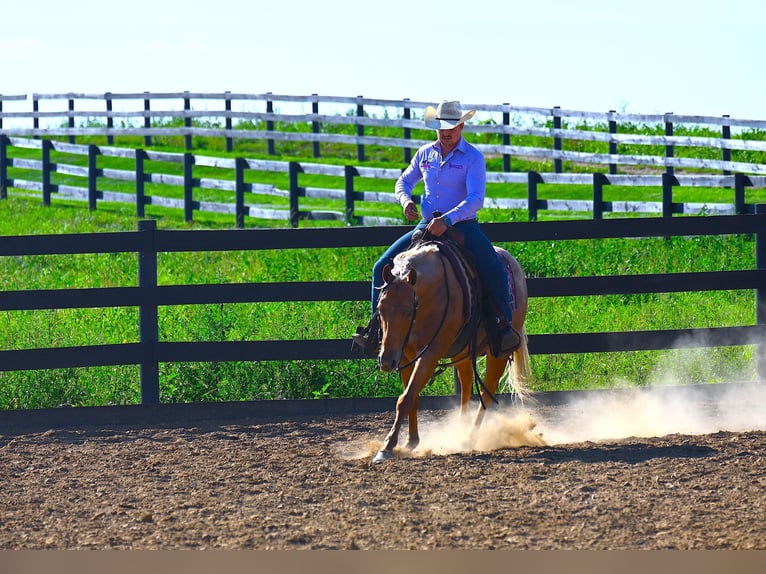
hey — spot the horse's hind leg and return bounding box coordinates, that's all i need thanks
[471,355,508,435]
[405,395,420,451]
[455,361,475,417]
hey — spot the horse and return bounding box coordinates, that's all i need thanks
[372,236,530,463]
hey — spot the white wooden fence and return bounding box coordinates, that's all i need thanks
[1,91,766,175]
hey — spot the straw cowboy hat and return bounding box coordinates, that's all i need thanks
[424,100,476,130]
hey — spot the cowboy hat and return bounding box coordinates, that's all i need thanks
[424,100,476,130]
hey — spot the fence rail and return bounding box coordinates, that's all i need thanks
[2,213,766,405]
[2,91,766,174]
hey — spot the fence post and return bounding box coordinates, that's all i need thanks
[135,149,146,218]
[106,92,114,145]
[0,135,7,200]
[312,93,320,158]
[143,92,152,147]
[664,112,674,177]
[235,157,245,229]
[33,94,40,140]
[289,161,303,228]
[42,139,53,206]
[344,165,358,225]
[138,219,160,405]
[266,93,275,155]
[68,97,75,145]
[756,204,766,382]
[553,106,562,173]
[225,91,233,153]
[403,98,412,165]
[356,96,365,162]
[593,173,609,220]
[88,144,99,211]
[734,173,751,215]
[527,171,542,221]
[503,102,511,172]
[662,172,678,217]
[722,115,731,176]
[183,91,192,151]
[184,152,194,223]
[608,110,617,175]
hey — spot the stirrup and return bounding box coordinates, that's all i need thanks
[490,318,522,357]
[498,325,522,355]
[350,314,381,358]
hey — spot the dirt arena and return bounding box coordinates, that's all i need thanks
[1,383,764,550]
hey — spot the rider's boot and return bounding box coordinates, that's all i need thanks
[351,313,381,358]
[492,317,522,357]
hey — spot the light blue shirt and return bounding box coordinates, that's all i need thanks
[394,136,486,225]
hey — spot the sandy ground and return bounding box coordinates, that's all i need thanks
[1,384,765,550]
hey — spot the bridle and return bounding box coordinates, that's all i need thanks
[380,253,451,373]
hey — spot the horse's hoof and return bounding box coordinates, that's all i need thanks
[404,439,420,451]
[372,449,394,464]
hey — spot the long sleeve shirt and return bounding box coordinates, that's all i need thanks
[394,136,486,225]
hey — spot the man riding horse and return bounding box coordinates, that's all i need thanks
[352,100,522,358]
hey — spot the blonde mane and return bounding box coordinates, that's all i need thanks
[391,244,441,280]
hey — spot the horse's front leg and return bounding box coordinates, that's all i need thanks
[374,357,437,464]
[397,362,421,451]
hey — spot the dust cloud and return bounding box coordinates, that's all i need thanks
[532,381,766,446]
[374,379,766,460]
[346,346,766,460]
[533,343,766,446]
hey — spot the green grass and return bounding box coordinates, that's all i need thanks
[1,117,764,409]
[0,194,759,409]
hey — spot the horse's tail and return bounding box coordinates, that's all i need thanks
[511,325,531,385]
[501,325,531,401]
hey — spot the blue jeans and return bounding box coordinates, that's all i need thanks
[371,219,513,322]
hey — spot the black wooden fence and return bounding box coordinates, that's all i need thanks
[2,213,766,406]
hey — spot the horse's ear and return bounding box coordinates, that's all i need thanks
[382,264,394,284]
[406,268,417,286]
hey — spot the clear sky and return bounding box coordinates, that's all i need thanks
[2,0,763,120]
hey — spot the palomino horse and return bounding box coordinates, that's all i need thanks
[373,238,530,463]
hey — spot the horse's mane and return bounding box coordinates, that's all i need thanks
[391,244,441,281]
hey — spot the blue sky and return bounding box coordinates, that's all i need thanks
[3,0,763,120]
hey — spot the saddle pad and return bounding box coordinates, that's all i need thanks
[500,254,518,311]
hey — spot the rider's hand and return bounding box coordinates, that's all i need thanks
[403,201,419,222]
[426,216,448,237]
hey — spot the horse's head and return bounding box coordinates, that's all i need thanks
[376,263,418,372]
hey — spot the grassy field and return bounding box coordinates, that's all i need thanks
[1,120,763,409]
